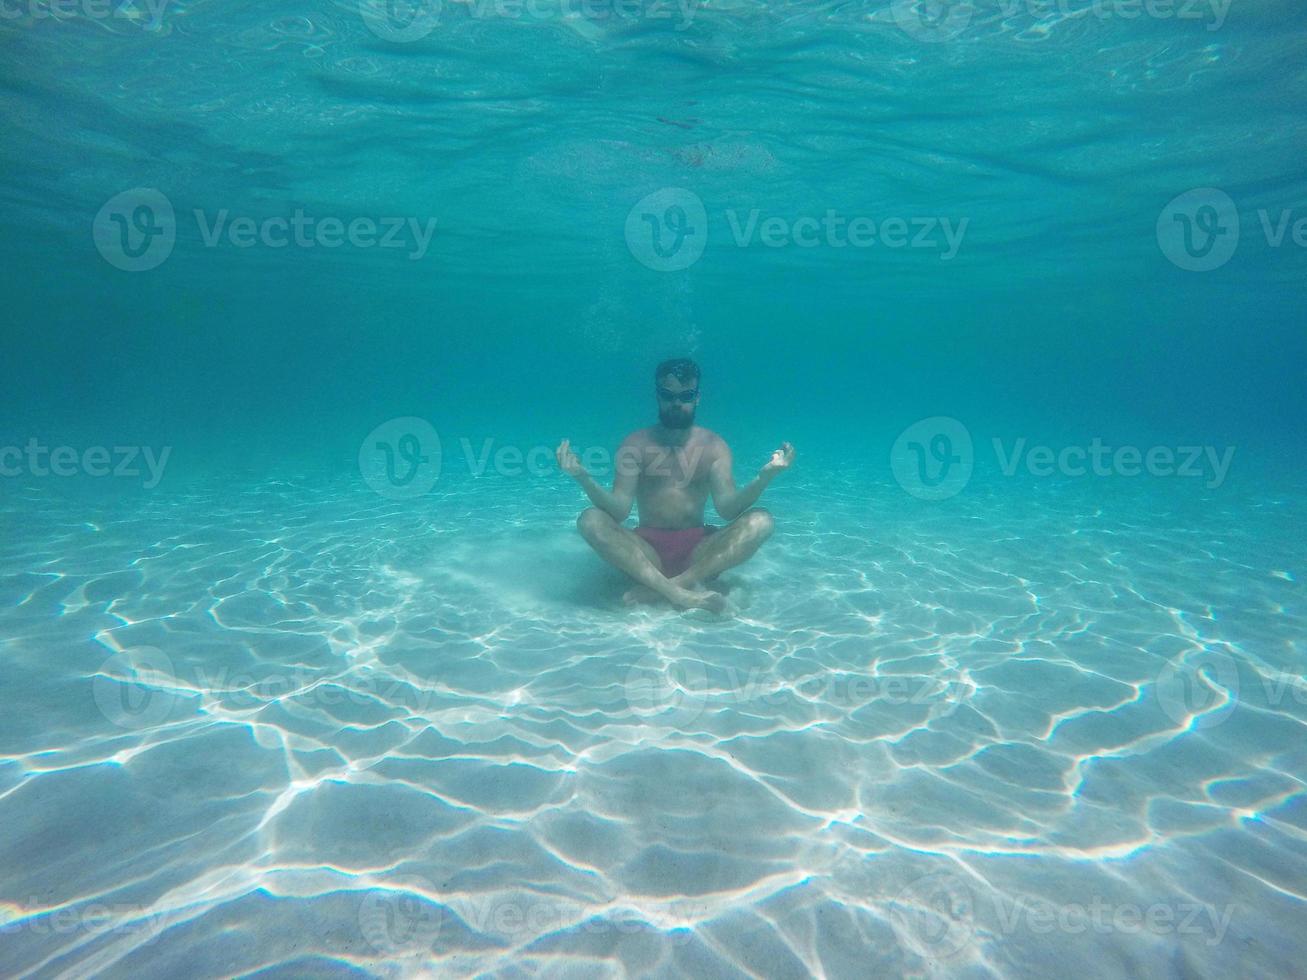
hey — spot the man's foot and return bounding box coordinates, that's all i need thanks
[670,571,729,594]
[673,588,728,614]
[623,582,725,614]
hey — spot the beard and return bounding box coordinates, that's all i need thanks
[659,406,695,429]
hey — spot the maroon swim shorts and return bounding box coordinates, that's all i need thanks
[634,524,718,577]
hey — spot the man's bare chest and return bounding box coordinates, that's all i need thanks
[635,444,712,487]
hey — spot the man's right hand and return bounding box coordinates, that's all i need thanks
[556,439,585,479]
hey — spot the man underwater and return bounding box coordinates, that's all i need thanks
[557,358,794,612]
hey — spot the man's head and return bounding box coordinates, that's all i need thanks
[654,358,700,430]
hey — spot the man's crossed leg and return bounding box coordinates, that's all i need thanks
[577,507,773,611]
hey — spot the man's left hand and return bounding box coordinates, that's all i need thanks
[761,441,795,476]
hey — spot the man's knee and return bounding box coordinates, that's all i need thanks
[739,507,774,539]
[577,507,611,539]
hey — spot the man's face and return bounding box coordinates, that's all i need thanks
[656,376,699,429]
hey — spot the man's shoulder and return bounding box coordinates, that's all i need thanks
[697,428,728,452]
[620,427,727,451]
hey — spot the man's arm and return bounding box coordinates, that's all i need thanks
[557,436,639,522]
[710,440,794,521]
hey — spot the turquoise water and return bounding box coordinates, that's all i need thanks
[2,1,1306,977]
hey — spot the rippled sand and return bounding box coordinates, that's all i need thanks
[0,469,1303,978]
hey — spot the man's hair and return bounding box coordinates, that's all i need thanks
[654,358,700,387]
